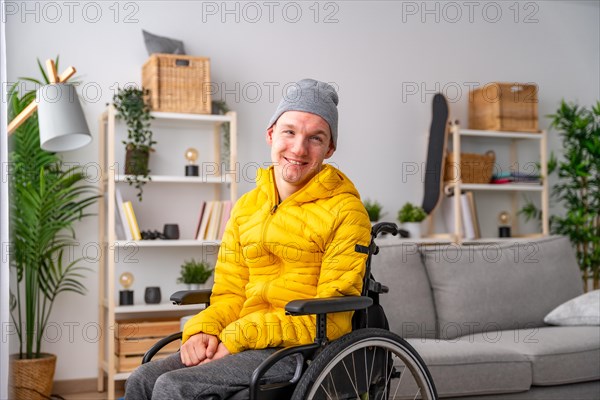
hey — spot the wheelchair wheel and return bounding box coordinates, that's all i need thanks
[291,328,437,400]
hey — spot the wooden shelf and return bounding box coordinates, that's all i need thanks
[113,240,220,247]
[115,175,231,184]
[456,129,544,139]
[103,300,205,314]
[151,111,233,123]
[446,183,543,192]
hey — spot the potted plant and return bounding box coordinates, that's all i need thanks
[212,99,231,165]
[363,199,384,224]
[112,86,156,201]
[177,259,214,289]
[8,58,99,398]
[520,100,600,291]
[398,202,427,239]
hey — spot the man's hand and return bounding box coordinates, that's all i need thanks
[200,342,231,364]
[180,333,219,366]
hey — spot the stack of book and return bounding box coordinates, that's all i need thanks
[115,188,141,241]
[491,171,541,184]
[195,200,233,241]
[442,192,481,240]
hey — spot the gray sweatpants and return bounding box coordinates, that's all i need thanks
[124,349,297,400]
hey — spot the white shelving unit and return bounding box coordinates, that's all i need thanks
[444,127,549,241]
[97,106,237,399]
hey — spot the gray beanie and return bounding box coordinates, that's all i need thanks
[268,79,339,148]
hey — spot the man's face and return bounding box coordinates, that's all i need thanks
[267,111,335,193]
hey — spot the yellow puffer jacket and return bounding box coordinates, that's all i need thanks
[182,164,371,353]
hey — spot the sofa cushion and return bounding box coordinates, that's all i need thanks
[372,240,437,338]
[421,236,583,339]
[544,290,600,326]
[464,326,600,386]
[406,338,532,397]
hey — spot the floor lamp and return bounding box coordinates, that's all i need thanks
[7,59,91,152]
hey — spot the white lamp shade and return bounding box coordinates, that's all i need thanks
[36,83,92,152]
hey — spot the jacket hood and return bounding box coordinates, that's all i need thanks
[256,164,361,205]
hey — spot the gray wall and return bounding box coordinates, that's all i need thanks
[5,0,599,381]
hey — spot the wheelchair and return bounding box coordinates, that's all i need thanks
[142,222,438,400]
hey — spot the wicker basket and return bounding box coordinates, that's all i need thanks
[9,353,57,400]
[469,83,539,132]
[444,151,496,184]
[142,54,211,114]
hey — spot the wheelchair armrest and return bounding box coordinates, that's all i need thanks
[170,289,212,305]
[285,296,373,316]
[142,332,182,364]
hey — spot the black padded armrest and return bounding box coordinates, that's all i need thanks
[170,289,212,305]
[285,296,373,316]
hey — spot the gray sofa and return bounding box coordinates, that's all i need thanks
[371,235,600,399]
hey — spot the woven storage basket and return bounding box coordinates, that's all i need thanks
[9,353,57,400]
[444,151,496,184]
[142,54,211,114]
[469,83,539,132]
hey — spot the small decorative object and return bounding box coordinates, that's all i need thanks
[177,259,214,289]
[119,272,135,306]
[142,29,186,56]
[163,224,180,240]
[398,202,427,239]
[144,287,162,304]
[498,211,511,238]
[363,199,384,223]
[184,147,199,176]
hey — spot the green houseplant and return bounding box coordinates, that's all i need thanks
[520,100,600,291]
[398,202,427,239]
[112,86,155,201]
[8,58,99,397]
[363,199,384,222]
[177,259,214,289]
[212,99,231,165]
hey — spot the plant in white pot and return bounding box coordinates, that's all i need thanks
[177,259,214,289]
[398,202,427,239]
[8,58,99,399]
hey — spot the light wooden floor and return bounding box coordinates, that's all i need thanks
[61,391,124,400]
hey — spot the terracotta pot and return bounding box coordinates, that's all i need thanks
[9,353,57,400]
[125,147,150,175]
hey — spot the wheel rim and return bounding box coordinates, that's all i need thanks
[306,337,435,400]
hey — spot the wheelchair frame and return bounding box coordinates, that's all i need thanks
[142,222,438,400]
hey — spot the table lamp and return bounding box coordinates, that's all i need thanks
[7,59,91,152]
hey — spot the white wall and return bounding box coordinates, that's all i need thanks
[5,0,599,381]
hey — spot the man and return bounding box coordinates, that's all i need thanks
[125,78,371,399]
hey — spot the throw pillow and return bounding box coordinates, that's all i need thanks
[544,290,600,326]
[142,30,186,56]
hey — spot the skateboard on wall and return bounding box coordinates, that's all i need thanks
[421,93,450,215]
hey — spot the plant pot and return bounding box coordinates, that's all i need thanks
[188,283,201,290]
[125,147,150,175]
[402,222,422,239]
[9,353,57,400]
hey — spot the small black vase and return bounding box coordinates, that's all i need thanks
[144,287,161,304]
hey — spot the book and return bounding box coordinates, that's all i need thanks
[206,201,223,240]
[442,192,480,240]
[194,201,207,239]
[115,188,132,241]
[122,201,142,240]
[196,201,214,240]
[217,201,233,240]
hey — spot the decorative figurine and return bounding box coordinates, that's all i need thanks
[119,272,135,306]
[185,147,199,176]
[498,211,511,238]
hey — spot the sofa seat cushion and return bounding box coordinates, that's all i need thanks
[406,338,532,397]
[464,326,600,386]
